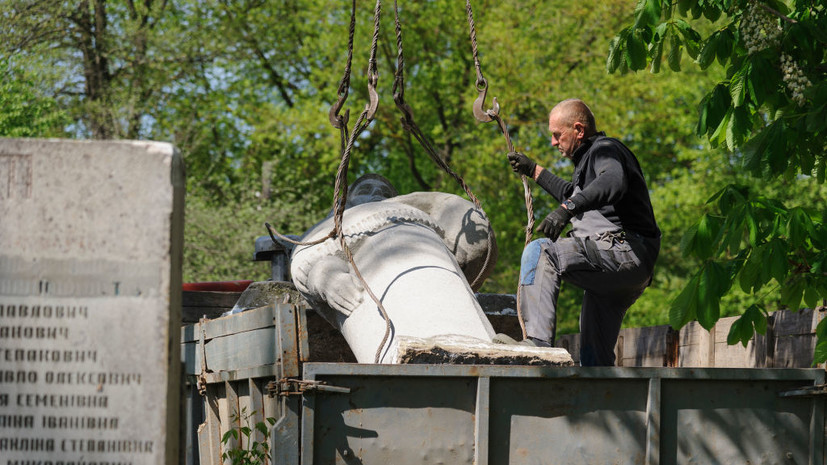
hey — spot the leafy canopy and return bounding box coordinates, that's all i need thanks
[7,0,823,340]
[609,0,827,358]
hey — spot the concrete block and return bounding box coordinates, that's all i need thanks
[394,335,574,366]
[0,139,184,464]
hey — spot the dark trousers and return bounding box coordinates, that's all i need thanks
[518,233,658,366]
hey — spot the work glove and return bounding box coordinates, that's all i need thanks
[507,151,536,177]
[537,205,574,241]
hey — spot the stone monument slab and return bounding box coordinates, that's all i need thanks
[0,139,184,464]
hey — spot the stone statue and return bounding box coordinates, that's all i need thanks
[290,174,498,363]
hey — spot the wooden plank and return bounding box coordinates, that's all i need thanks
[181,321,199,343]
[774,334,816,368]
[201,305,276,340]
[616,334,624,367]
[752,327,770,368]
[236,380,253,451]
[815,307,827,370]
[712,317,753,368]
[620,326,670,367]
[665,327,680,368]
[713,339,756,368]
[182,340,202,375]
[198,382,223,465]
[713,316,739,344]
[248,378,267,446]
[218,381,239,456]
[182,306,228,324]
[263,379,279,428]
[556,334,580,365]
[773,308,816,337]
[678,322,712,367]
[542,307,824,369]
[276,304,300,378]
[762,313,775,368]
[203,364,280,384]
[204,326,278,372]
[183,290,242,308]
[296,305,311,363]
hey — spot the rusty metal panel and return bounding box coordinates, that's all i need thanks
[659,377,819,465]
[488,376,649,464]
[302,372,478,464]
[181,304,826,464]
[299,365,825,465]
[182,305,280,375]
[182,303,302,465]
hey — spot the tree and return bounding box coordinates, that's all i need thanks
[6,0,787,341]
[608,0,827,358]
[0,60,67,137]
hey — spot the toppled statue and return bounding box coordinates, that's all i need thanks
[290,174,498,363]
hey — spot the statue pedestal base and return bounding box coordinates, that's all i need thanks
[394,335,574,366]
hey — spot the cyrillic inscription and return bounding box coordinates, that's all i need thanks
[0,154,33,200]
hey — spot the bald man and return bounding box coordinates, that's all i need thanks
[498,99,660,366]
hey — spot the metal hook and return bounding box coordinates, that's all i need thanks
[488,97,501,118]
[472,78,498,123]
[364,72,379,120]
[329,93,350,129]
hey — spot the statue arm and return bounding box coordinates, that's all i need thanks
[304,254,364,317]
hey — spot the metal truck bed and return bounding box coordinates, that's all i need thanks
[183,303,827,465]
[298,363,824,465]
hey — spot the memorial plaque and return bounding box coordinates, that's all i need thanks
[0,139,184,464]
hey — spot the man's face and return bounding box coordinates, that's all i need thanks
[548,112,583,160]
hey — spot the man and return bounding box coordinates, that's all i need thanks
[497,99,660,366]
[290,174,498,363]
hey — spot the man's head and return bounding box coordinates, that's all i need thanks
[345,174,398,208]
[548,99,597,159]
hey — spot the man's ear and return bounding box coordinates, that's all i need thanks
[573,122,585,140]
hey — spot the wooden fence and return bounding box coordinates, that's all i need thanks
[557,307,826,368]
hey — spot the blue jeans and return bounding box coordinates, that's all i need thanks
[519,233,658,366]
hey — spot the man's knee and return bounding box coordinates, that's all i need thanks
[520,238,552,285]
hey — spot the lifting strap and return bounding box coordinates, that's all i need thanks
[268,0,534,357]
[390,0,494,290]
[267,0,392,363]
[465,0,531,338]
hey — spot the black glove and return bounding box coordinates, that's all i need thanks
[507,151,536,177]
[537,205,574,240]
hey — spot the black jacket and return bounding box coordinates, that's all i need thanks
[535,132,660,239]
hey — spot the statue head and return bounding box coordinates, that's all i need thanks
[345,174,398,208]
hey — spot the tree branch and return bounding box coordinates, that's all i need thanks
[756,3,797,24]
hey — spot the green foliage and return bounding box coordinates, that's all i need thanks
[184,183,320,283]
[727,304,768,347]
[610,0,827,359]
[610,0,827,177]
[9,0,815,341]
[0,61,67,137]
[673,182,827,352]
[221,407,277,465]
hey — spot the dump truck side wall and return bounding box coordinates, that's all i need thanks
[182,303,827,465]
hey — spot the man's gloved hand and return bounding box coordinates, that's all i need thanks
[537,205,574,241]
[507,152,537,177]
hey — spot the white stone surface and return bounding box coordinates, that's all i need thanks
[394,335,574,365]
[291,186,497,364]
[0,139,184,464]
